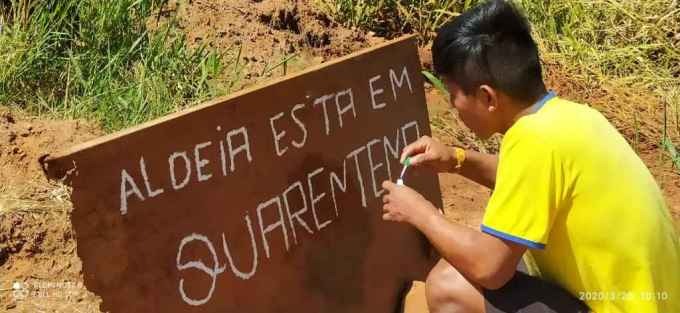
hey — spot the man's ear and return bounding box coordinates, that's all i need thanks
[478,85,498,112]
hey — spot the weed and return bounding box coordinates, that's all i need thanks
[0,0,224,131]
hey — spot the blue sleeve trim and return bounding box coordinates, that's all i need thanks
[481,225,546,250]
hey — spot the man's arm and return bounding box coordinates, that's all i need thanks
[456,149,498,189]
[381,181,526,290]
[399,136,498,189]
[416,209,525,289]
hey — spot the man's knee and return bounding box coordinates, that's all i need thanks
[425,259,485,313]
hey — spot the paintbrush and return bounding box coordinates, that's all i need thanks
[396,157,411,185]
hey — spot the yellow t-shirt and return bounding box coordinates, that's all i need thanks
[482,95,680,313]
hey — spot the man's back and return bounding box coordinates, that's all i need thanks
[483,96,680,312]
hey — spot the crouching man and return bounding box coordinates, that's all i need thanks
[381,1,680,312]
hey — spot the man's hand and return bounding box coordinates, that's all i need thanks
[381,180,440,227]
[382,179,525,290]
[402,135,499,188]
[400,136,457,173]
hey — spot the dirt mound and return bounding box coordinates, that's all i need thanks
[168,0,384,87]
[0,108,101,186]
[0,204,101,312]
[0,107,102,311]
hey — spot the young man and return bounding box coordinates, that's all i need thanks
[380,1,680,312]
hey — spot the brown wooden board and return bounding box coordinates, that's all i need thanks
[43,35,442,313]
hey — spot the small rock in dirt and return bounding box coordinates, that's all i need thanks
[315,13,332,28]
[1,112,15,124]
[259,13,272,24]
[7,131,17,143]
[305,31,331,48]
[0,248,7,265]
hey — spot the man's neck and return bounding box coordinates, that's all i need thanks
[502,91,553,133]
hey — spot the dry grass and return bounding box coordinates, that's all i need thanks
[527,0,680,156]
[0,182,72,214]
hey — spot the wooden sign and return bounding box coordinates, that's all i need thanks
[43,35,442,313]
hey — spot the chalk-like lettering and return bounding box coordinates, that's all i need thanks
[313,94,334,135]
[291,103,308,148]
[335,88,356,129]
[176,233,224,306]
[389,66,413,101]
[308,167,332,230]
[194,141,213,182]
[346,146,368,208]
[367,139,386,197]
[369,75,386,109]
[140,156,164,198]
[283,181,314,244]
[329,161,348,216]
[269,112,288,157]
[401,121,421,146]
[120,169,145,215]
[226,127,253,172]
[221,215,259,280]
[257,197,289,259]
[219,140,228,176]
[169,151,192,190]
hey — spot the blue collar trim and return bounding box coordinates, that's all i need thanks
[532,90,557,112]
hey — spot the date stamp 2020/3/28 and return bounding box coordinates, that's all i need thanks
[579,290,670,302]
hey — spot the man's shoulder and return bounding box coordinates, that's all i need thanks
[503,97,606,154]
[542,97,602,123]
[516,97,605,137]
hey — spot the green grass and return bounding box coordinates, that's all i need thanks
[422,70,448,97]
[0,0,225,131]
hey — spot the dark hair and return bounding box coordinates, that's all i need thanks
[432,0,546,104]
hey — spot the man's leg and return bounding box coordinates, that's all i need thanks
[425,259,485,313]
[483,263,590,313]
[425,258,590,313]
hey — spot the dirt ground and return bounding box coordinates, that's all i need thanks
[0,108,102,312]
[1,0,679,312]
[163,0,383,88]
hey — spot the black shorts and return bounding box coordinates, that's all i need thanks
[484,261,590,313]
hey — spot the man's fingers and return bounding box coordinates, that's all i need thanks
[382,180,396,192]
[382,194,390,204]
[382,204,392,213]
[400,136,430,163]
[382,212,394,221]
[409,152,434,167]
